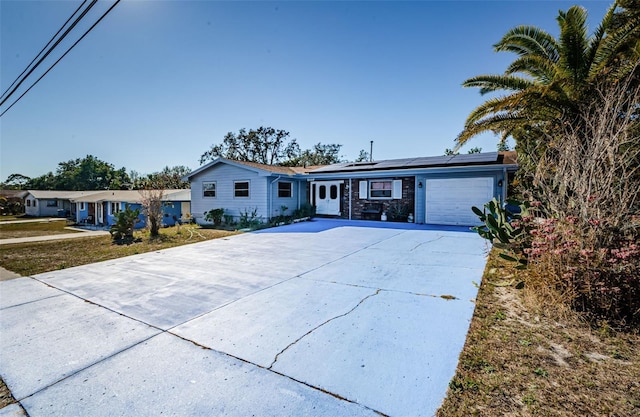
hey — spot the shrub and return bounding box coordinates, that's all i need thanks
[204,208,225,226]
[109,205,141,242]
[293,203,315,219]
[387,202,409,222]
[525,217,640,327]
[238,207,261,229]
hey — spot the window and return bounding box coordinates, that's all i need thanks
[234,181,250,198]
[330,185,338,199]
[319,185,326,199]
[369,180,393,198]
[79,202,85,211]
[278,182,292,198]
[111,202,120,214]
[203,182,216,198]
[368,180,402,200]
[26,199,31,207]
[47,200,58,207]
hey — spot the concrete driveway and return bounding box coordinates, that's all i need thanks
[0,220,488,417]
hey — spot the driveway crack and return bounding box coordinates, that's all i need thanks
[268,289,381,369]
[409,235,444,251]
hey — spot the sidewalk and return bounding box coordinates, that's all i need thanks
[0,218,68,225]
[0,229,109,246]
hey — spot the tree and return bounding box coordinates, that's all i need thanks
[25,155,130,190]
[456,3,639,154]
[443,147,482,156]
[2,173,30,189]
[281,143,343,167]
[133,166,191,189]
[354,149,370,162]
[140,189,164,237]
[199,127,298,165]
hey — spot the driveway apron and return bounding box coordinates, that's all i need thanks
[0,222,488,416]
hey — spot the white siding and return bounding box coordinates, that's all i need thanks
[270,179,303,217]
[190,164,268,224]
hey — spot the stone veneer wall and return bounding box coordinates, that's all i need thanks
[343,176,416,220]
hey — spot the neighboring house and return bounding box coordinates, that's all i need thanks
[23,190,96,217]
[71,189,191,228]
[185,152,518,226]
[182,158,316,225]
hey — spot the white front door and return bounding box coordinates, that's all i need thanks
[314,181,341,215]
[97,203,103,225]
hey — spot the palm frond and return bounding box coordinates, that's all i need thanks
[505,55,558,83]
[463,74,536,94]
[494,25,559,62]
[557,6,590,88]
[590,10,640,77]
[585,2,617,73]
[457,112,532,146]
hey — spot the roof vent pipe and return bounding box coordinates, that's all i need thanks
[370,140,373,162]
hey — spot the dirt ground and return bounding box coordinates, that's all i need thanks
[437,251,640,416]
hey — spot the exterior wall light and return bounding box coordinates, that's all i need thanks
[418,181,423,188]
[497,180,503,187]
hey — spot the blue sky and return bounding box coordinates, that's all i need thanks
[0,0,612,181]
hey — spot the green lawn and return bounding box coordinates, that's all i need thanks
[0,225,237,276]
[0,219,80,239]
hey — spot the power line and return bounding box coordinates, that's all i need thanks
[0,0,98,106]
[0,0,121,117]
[0,0,90,101]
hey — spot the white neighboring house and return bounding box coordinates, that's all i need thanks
[182,158,314,225]
[23,190,96,217]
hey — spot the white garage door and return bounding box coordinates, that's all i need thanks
[425,178,494,225]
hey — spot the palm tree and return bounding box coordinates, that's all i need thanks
[456,2,639,151]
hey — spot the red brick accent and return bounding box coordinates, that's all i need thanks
[343,177,415,221]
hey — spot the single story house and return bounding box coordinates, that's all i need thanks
[71,189,191,228]
[23,190,96,218]
[184,152,518,226]
[183,159,315,225]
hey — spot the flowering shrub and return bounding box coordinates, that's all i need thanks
[526,217,640,327]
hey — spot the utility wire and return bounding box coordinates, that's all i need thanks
[0,0,98,107]
[0,0,89,101]
[0,0,121,117]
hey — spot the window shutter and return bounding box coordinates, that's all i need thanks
[392,180,402,199]
[359,181,368,199]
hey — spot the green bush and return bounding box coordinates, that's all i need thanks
[204,208,225,226]
[110,205,141,242]
[293,203,316,219]
[238,207,261,229]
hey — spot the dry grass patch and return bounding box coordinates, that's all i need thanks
[0,219,81,239]
[437,249,640,417]
[0,225,238,276]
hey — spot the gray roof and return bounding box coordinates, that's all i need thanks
[309,152,504,174]
[27,190,99,200]
[71,189,189,203]
[26,189,190,203]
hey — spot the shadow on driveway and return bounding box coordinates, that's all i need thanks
[254,217,474,233]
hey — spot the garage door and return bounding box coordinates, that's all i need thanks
[425,178,494,225]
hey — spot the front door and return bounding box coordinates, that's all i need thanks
[314,181,341,215]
